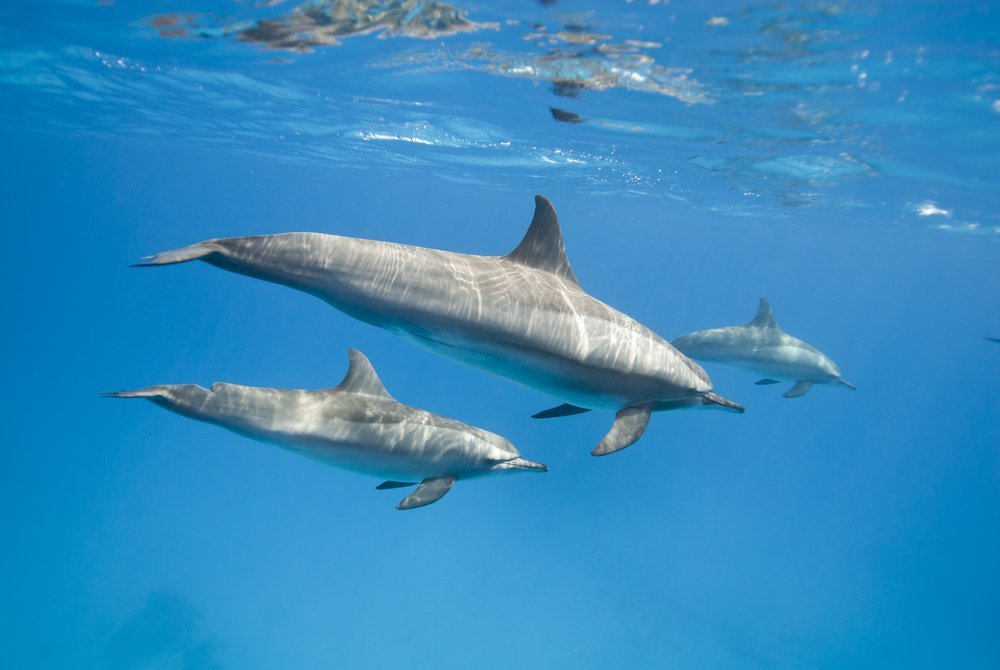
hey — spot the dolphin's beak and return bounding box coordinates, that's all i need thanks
[702,392,746,413]
[836,378,857,390]
[503,458,548,472]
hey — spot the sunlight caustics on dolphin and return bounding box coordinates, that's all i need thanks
[136,195,743,456]
[105,349,545,509]
[671,298,855,398]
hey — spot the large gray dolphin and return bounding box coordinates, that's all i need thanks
[137,195,743,456]
[672,298,855,398]
[105,349,546,509]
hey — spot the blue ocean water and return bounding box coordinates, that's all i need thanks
[1,0,998,667]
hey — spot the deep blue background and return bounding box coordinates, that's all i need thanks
[2,1,998,668]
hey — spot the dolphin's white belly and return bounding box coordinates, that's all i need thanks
[399,320,696,410]
[725,350,826,381]
[278,424,501,480]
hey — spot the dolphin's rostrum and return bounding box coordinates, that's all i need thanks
[137,195,743,455]
[105,349,546,509]
[672,299,855,398]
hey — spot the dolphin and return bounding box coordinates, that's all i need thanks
[671,298,855,398]
[104,349,546,509]
[136,195,743,456]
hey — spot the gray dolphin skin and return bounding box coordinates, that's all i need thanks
[136,195,743,456]
[672,299,855,398]
[105,349,546,510]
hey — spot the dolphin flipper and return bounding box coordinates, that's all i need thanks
[591,406,652,456]
[784,381,813,398]
[532,403,592,419]
[376,480,417,490]
[755,378,780,385]
[396,476,457,510]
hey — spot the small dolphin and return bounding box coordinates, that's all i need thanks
[986,336,1000,344]
[672,299,855,398]
[136,195,743,456]
[104,349,546,509]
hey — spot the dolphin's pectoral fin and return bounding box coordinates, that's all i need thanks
[755,378,781,386]
[532,403,592,419]
[784,381,813,398]
[396,476,457,510]
[592,405,652,457]
[504,195,580,287]
[376,480,417,490]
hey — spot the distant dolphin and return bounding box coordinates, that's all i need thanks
[105,349,546,509]
[987,336,1000,344]
[136,195,743,456]
[672,299,855,398]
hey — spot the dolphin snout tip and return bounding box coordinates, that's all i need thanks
[505,457,548,472]
[703,392,745,413]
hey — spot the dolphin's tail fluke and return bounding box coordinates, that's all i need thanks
[702,392,745,413]
[133,241,219,267]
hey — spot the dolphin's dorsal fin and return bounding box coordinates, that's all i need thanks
[504,195,580,287]
[749,298,780,330]
[334,349,394,400]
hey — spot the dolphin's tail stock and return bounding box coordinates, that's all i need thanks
[133,241,221,267]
